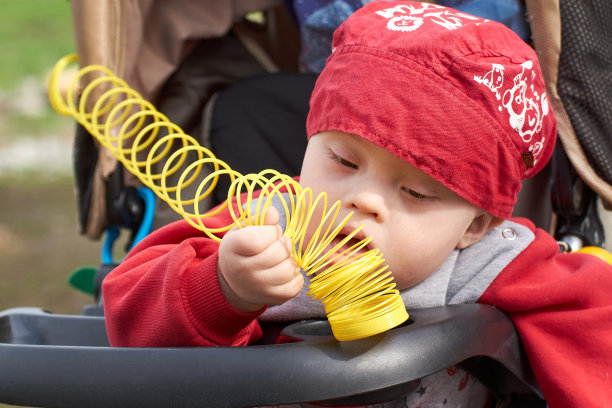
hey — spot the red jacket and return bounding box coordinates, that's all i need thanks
[103,204,612,407]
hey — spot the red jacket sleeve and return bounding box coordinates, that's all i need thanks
[102,212,264,348]
[479,219,612,408]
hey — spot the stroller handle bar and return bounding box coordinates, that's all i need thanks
[0,304,541,407]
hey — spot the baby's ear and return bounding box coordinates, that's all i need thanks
[456,213,504,249]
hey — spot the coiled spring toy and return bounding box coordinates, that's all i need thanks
[48,54,408,341]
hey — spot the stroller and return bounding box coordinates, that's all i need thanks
[1,0,611,406]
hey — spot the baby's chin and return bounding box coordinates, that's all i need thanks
[391,267,438,291]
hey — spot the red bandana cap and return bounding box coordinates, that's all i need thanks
[306,1,557,218]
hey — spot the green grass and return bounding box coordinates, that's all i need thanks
[0,0,76,176]
[1,105,72,140]
[0,0,74,90]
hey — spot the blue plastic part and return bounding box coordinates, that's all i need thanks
[100,187,156,264]
[101,227,120,265]
[132,187,156,246]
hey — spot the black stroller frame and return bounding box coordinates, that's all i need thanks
[1,0,611,406]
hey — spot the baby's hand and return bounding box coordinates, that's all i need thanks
[217,207,303,313]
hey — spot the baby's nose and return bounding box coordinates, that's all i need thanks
[348,189,389,222]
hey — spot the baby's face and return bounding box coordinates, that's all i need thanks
[299,131,485,290]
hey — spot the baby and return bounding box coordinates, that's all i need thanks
[103,2,612,407]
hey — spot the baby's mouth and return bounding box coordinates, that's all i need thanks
[327,228,372,258]
[303,226,382,276]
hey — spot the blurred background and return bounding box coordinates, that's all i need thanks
[0,0,99,316]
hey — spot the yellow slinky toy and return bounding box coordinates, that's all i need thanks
[48,54,409,341]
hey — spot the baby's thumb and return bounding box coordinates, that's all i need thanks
[261,206,280,227]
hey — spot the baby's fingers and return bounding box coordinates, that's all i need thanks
[223,223,284,257]
[266,269,305,305]
[251,250,300,286]
[249,234,294,269]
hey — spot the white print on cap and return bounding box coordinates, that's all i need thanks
[375,3,483,32]
[474,60,550,165]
